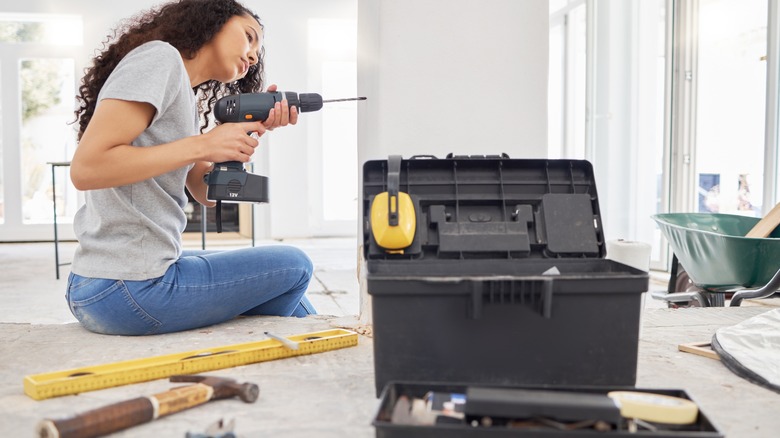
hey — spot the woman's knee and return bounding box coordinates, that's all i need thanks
[279,246,313,279]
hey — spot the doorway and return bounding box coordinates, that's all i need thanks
[0,13,83,242]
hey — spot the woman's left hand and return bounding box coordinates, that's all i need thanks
[263,84,299,130]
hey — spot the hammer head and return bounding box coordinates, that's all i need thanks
[170,375,259,403]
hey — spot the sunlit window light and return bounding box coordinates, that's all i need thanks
[0,13,83,46]
[308,19,356,57]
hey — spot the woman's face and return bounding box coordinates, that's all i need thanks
[205,14,262,83]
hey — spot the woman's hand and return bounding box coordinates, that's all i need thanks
[263,83,299,130]
[198,120,267,163]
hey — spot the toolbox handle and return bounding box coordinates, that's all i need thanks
[386,155,402,226]
[445,153,511,159]
[469,278,553,320]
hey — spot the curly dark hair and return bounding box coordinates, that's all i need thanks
[74,0,265,140]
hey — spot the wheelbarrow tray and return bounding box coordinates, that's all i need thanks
[653,213,780,290]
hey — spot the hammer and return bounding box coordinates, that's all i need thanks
[37,375,259,438]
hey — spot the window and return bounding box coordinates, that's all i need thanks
[308,19,358,228]
[0,13,82,45]
[693,0,768,215]
[0,64,3,223]
[321,60,358,221]
[550,1,667,268]
[20,58,77,224]
[554,1,779,273]
[0,13,82,239]
[548,1,586,159]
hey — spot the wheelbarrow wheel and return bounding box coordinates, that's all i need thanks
[670,264,727,307]
[669,269,707,308]
[658,254,729,307]
[673,268,699,294]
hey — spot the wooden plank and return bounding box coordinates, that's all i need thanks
[746,202,780,238]
[678,342,720,361]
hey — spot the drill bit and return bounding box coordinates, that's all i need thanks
[322,97,368,103]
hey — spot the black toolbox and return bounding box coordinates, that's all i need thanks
[363,155,723,436]
[372,382,723,437]
[362,155,650,395]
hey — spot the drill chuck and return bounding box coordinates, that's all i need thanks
[298,93,324,113]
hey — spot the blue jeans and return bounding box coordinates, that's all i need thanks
[66,245,316,335]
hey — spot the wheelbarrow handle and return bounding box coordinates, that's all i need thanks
[730,266,780,306]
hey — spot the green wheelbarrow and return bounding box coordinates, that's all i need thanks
[651,213,780,307]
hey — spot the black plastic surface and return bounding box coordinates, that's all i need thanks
[368,264,646,395]
[465,386,622,424]
[206,162,269,203]
[363,157,605,261]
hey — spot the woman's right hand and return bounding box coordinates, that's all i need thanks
[199,121,268,163]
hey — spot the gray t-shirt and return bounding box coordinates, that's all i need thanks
[72,41,199,280]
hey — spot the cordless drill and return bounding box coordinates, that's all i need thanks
[205,91,365,203]
[203,91,365,232]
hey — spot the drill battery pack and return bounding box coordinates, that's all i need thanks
[205,161,268,203]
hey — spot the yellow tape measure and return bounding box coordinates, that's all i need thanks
[607,391,699,425]
[24,329,358,401]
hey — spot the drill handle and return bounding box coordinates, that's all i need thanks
[212,161,245,172]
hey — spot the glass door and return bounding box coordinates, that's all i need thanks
[548,0,587,159]
[693,0,768,216]
[0,14,82,241]
[19,58,77,224]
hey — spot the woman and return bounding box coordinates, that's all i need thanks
[67,0,316,336]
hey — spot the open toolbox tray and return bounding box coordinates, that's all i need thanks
[373,382,723,438]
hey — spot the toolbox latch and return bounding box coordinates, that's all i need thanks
[469,278,553,320]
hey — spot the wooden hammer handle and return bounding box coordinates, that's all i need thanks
[37,384,214,438]
[37,397,154,438]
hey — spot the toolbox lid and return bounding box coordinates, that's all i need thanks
[363,155,605,262]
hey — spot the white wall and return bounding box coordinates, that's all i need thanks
[248,0,358,239]
[356,0,549,322]
[357,0,549,162]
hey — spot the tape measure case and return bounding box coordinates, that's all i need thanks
[362,156,650,394]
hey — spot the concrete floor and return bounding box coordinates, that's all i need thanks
[0,237,371,437]
[2,238,780,437]
[0,236,362,325]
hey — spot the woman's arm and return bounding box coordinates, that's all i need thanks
[70,98,267,191]
[186,161,217,207]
